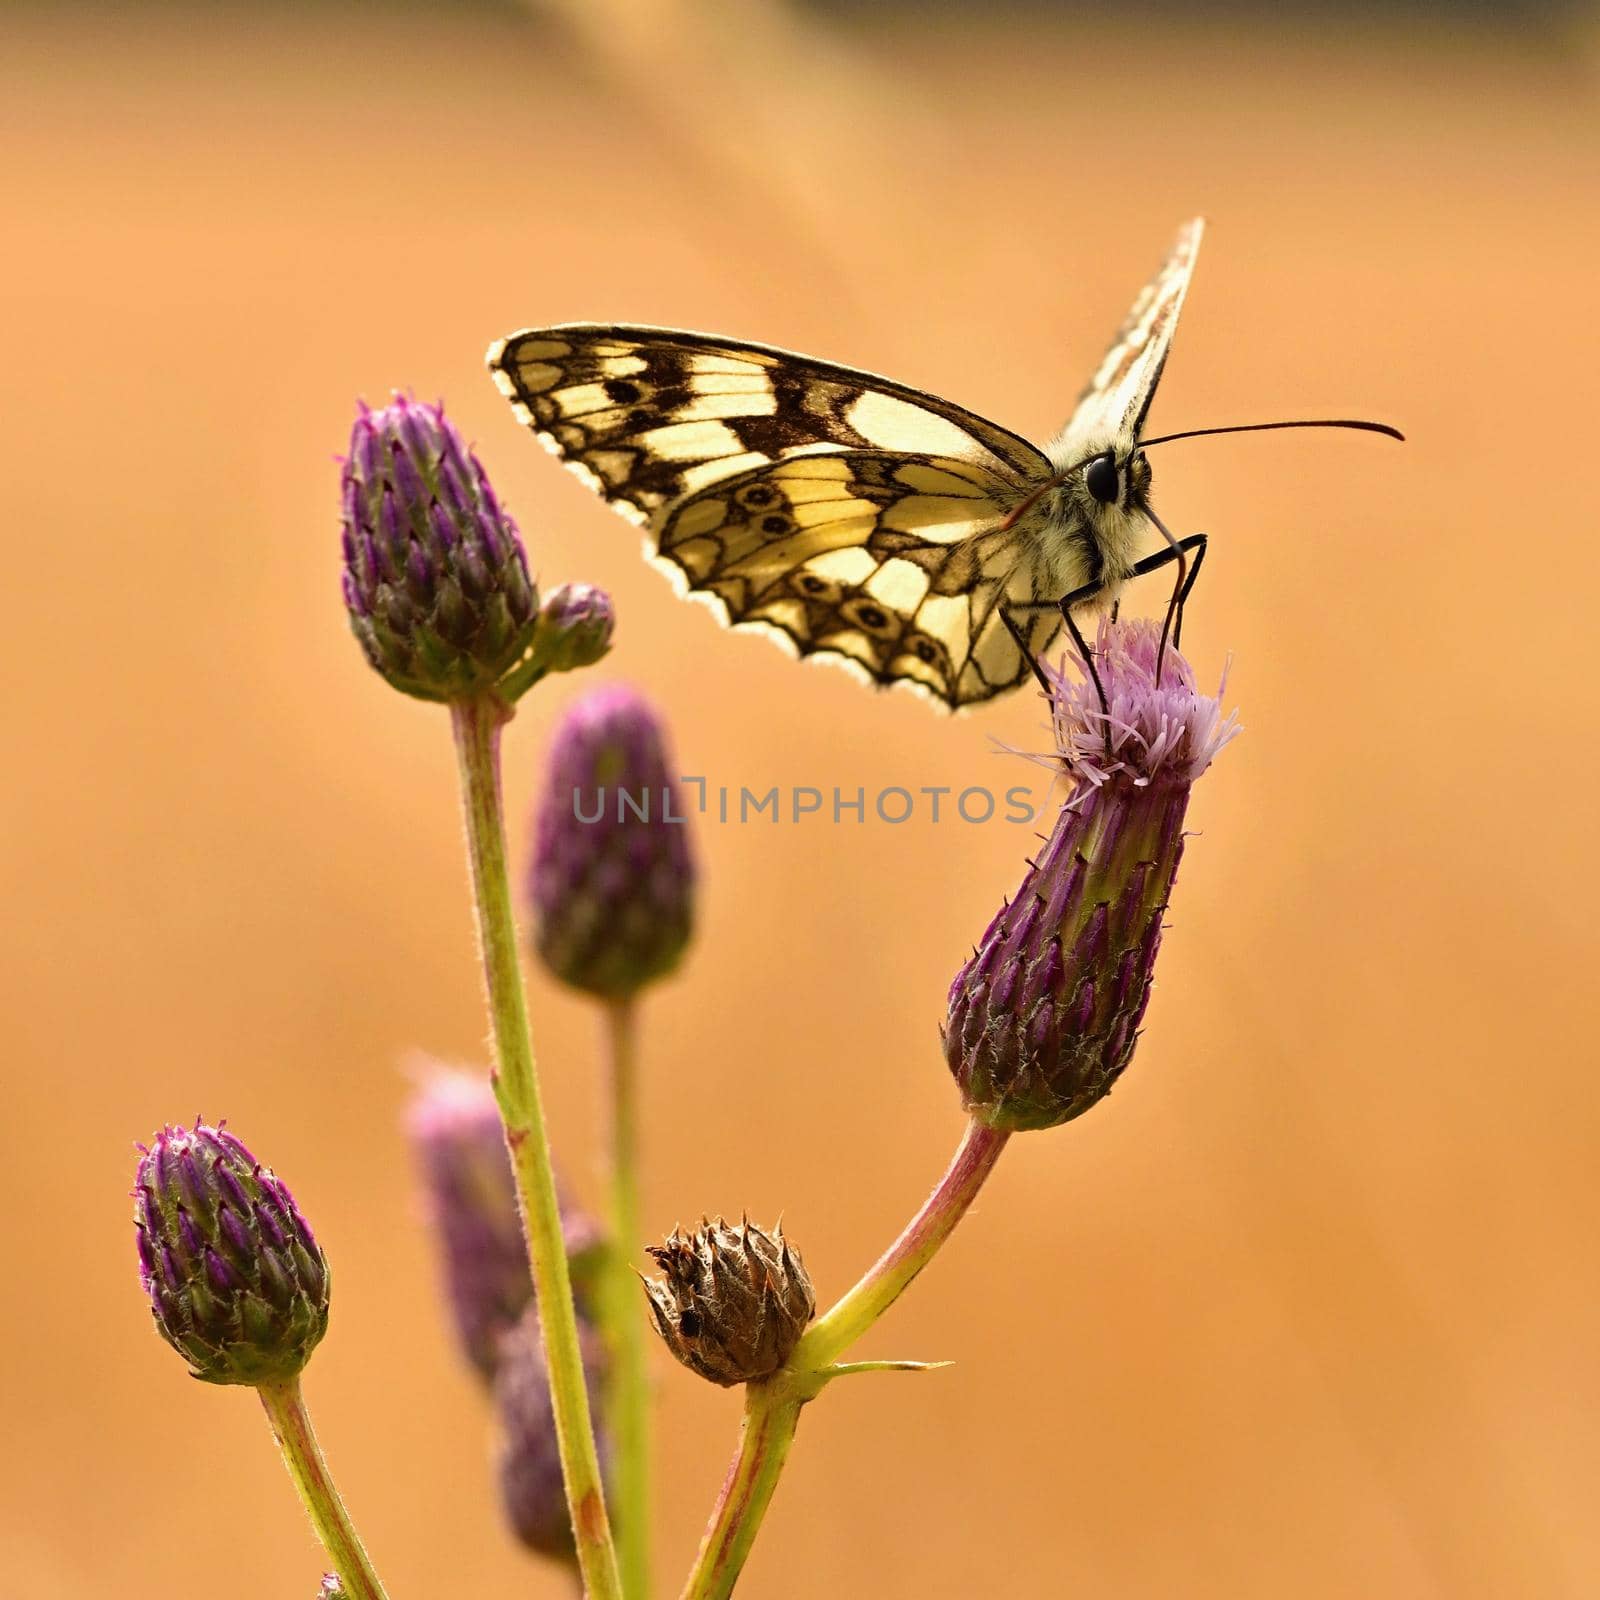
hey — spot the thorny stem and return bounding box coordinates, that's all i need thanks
[678,1118,1011,1600]
[604,996,651,1598]
[257,1378,389,1600]
[451,696,623,1600]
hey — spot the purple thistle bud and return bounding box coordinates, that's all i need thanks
[944,619,1239,1132]
[528,582,616,676]
[528,685,695,999]
[132,1121,330,1386]
[320,1579,344,1598]
[642,1216,815,1387]
[339,395,540,703]
[405,1064,604,1379]
[493,1307,609,1565]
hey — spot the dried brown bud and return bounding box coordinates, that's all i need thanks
[642,1217,814,1387]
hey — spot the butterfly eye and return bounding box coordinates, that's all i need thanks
[1084,452,1120,505]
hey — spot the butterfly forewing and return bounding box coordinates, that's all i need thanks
[1056,216,1204,460]
[487,325,1050,524]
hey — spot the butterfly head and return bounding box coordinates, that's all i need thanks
[1082,446,1152,513]
[1019,438,1158,598]
[1021,439,1155,580]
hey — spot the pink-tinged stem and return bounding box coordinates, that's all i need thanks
[451,696,623,1600]
[257,1378,389,1600]
[796,1118,1011,1370]
[678,1118,1010,1600]
[678,1381,805,1600]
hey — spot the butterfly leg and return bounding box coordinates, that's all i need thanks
[1107,534,1203,665]
[1120,533,1208,650]
[1056,601,1107,723]
[1055,598,1110,725]
[1000,604,1057,700]
[1001,598,1109,718]
[1171,534,1207,648]
[1136,506,1195,683]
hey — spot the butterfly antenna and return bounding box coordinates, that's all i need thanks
[1137,418,1404,448]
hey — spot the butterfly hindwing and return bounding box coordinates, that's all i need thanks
[653,450,1060,707]
[486,325,1051,526]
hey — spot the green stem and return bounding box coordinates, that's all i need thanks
[451,696,623,1600]
[678,1378,806,1600]
[604,996,650,1598]
[257,1378,389,1600]
[678,1117,1011,1600]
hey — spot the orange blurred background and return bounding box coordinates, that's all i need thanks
[5,3,1600,1596]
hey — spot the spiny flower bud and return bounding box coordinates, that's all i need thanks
[320,1580,344,1599]
[529,582,615,676]
[133,1120,329,1386]
[643,1217,814,1387]
[340,394,539,703]
[528,685,695,999]
[406,1064,604,1378]
[493,1308,609,1564]
[945,619,1238,1131]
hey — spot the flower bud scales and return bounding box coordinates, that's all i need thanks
[529,582,615,676]
[643,1216,814,1387]
[133,1120,329,1386]
[529,684,695,999]
[340,394,539,703]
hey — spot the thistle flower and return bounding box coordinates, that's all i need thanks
[320,1580,344,1599]
[529,582,615,676]
[944,619,1238,1132]
[643,1217,814,1387]
[493,1307,609,1564]
[340,395,540,703]
[528,685,695,999]
[406,1064,605,1378]
[133,1120,329,1386]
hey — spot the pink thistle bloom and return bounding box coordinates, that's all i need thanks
[945,619,1238,1131]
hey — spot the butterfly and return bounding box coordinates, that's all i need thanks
[487,219,1396,709]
